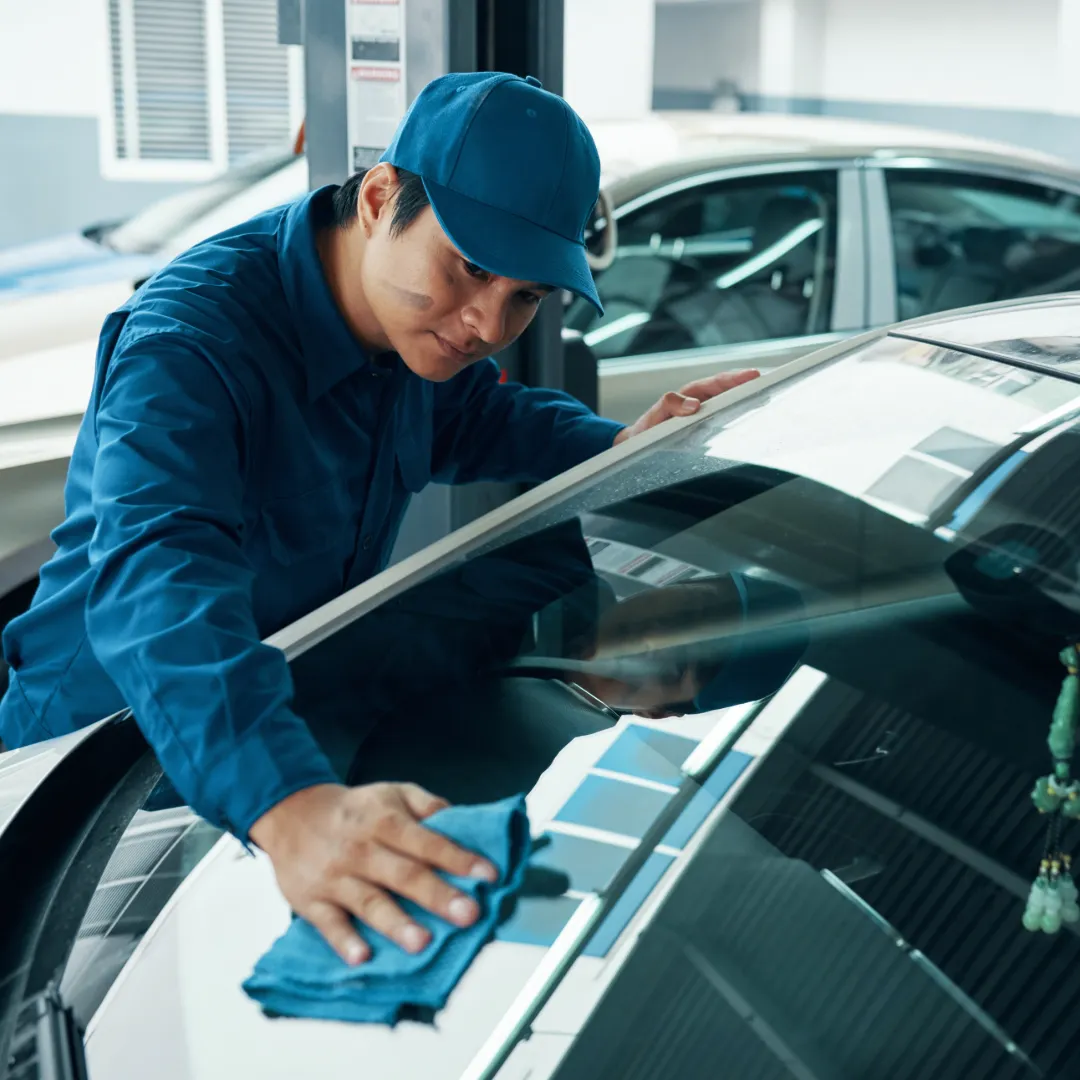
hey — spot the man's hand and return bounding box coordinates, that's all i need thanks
[613,369,760,446]
[249,782,498,966]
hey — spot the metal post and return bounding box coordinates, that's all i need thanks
[301,0,349,190]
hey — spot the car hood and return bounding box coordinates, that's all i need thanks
[0,232,158,298]
[83,707,767,1080]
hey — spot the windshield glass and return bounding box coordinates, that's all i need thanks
[293,329,1080,1079]
[103,147,296,255]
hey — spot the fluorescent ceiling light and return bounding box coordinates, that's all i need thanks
[715,218,824,290]
[584,311,651,347]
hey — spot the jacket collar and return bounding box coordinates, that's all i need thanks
[278,186,371,401]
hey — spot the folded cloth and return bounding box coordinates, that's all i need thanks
[242,794,532,1024]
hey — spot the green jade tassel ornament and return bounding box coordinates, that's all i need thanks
[1023,644,1080,934]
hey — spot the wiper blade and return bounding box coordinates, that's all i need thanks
[820,870,1041,1077]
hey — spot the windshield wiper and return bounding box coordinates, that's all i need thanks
[820,869,1041,1077]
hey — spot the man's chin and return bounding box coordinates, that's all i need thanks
[398,346,478,383]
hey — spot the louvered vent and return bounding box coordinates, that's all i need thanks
[107,0,128,158]
[222,0,291,163]
[131,0,211,161]
[106,0,294,171]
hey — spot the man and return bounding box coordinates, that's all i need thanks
[0,72,755,966]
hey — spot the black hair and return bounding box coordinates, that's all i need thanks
[331,167,430,236]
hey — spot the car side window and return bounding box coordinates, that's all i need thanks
[886,169,1080,321]
[566,170,839,361]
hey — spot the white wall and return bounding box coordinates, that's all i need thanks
[0,0,108,118]
[820,0,1062,113]
[654,0,761,94]
[565,0,655,120]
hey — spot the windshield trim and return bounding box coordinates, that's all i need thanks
[891,330,1080,387]
[264,329,880,663]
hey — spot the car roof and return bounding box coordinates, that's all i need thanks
[590,111,1079,203]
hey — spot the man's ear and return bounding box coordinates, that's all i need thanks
[356,163,399,236]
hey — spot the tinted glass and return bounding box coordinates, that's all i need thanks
[565,171,838,360]
[887,169,1080,321]
[297,334,1080,1077]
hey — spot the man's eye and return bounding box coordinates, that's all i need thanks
[520,291,542,306]
[463,260,489,280]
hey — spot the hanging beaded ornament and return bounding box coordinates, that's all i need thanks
[1023,644,1080,934]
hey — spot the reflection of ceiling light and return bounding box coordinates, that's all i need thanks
[583,311,651,347]
[715,218,823,290]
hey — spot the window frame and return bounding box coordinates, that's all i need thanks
[865,158,1080,328]
[581,159,866,377]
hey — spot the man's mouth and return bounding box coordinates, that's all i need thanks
[432,332,478,363]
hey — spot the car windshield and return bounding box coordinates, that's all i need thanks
[102,146,296,255]
[290,329,1080,1079]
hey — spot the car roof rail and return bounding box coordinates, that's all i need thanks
[0,713,161,1078]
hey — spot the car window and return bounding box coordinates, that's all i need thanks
[887,169,1080,321]
[565,170,838,361]
[287,331,1080,1079]
[104,147,297,256]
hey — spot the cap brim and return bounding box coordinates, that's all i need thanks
[423,178,604,317]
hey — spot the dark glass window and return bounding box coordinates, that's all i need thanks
[887,169,1080,321]
[566,171,838,359]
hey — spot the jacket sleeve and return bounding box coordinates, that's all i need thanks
[430,359,625,485]
[85,331,338,839]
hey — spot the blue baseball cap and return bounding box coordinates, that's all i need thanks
[380,71,604,315]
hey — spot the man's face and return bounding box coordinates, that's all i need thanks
[357,170,553,381]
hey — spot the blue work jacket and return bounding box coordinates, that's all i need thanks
[0,188,622,839]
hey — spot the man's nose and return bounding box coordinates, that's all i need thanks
[461,294,509,345]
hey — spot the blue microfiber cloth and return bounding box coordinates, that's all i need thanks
[242,793,532,1024]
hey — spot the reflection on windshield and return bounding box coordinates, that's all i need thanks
[284,328,1080,1079]
[104,147,296,255]
[61,807,221,1028]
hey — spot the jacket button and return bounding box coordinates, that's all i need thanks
[362,534,373,551]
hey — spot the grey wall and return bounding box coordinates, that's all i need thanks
[650,90,1080,170]
[0,114,191,249]
[653,0,760,96]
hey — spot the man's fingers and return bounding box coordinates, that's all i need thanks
[307,900,370,966]
[398,782,451,820]
[333,875,432,954]
[378,812,498,883]
[678,368,759,401]
[359,844,481,929]
[654,391,699,422]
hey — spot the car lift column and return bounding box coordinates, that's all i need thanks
[279,0,595,560]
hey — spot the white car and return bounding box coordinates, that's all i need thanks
[4,292,1080,1080]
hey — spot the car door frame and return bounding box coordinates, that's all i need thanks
[862,156,1080,330]
[596,157,869,423]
